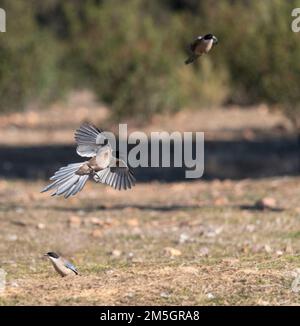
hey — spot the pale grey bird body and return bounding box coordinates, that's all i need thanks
[185,33,218,64]
[41,124,135,198]
[44,252,78,277]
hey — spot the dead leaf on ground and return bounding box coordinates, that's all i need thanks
[91,229,102,238]
[68,216,82,228]
[255,197,277,210]
[164,247,182,257]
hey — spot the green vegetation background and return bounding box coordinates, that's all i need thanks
[0,0,299,126]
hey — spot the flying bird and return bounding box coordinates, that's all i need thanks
[41,123,135,198]
[44,252,78,277]
[185,33,218,64]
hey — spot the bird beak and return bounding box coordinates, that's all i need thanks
[43,254,48,257]
[213,36,218,44]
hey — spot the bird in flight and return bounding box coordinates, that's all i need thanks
[44,252,78,277]
[41,123,135,198]
[185,33,218,64]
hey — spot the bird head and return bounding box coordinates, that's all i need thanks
[203,34,218,44]
[44,252,59,259]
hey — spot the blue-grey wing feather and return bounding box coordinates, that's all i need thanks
[64,261,78,275]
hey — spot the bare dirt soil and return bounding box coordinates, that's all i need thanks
[1,177,300,305]
[0,92,299,305]
[0,90,293,146]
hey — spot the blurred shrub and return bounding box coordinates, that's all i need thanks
[0,0,300,128]
[0,1,69,112]
[178,58,230,109]
[194,0,300,130]
[64,0,186,120]
[62,0,231,119]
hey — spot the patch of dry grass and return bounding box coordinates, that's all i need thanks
[1,177,300,305]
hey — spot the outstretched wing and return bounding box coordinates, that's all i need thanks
[74,123,108,158]
[93,158,135,190]
[64,260,78,275]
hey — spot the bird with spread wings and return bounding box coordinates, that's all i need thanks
[41,123,135,198]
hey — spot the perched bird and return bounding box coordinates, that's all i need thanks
[41,123,135,198]
[44,252,78,277]
[185,33,218,64]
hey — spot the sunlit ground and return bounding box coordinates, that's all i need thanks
[0,177,300,305]
[0,95,299,305]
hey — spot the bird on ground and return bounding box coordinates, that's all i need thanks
[44,252,78,277]
[185,33,218,64]
[41,123,135,198]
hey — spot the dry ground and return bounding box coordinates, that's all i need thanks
[0,177,300,305]
[0,92,299,305]
[0,90,293,146]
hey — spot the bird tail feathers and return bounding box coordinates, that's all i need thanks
[41,162,89,198]
[185,54,197,64]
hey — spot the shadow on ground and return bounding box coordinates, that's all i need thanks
[0,137,299,181]
[0,203,205,214]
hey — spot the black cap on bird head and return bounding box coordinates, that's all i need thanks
[203,33,218,44]
[203,34,213,39]
[45,252,59,258]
